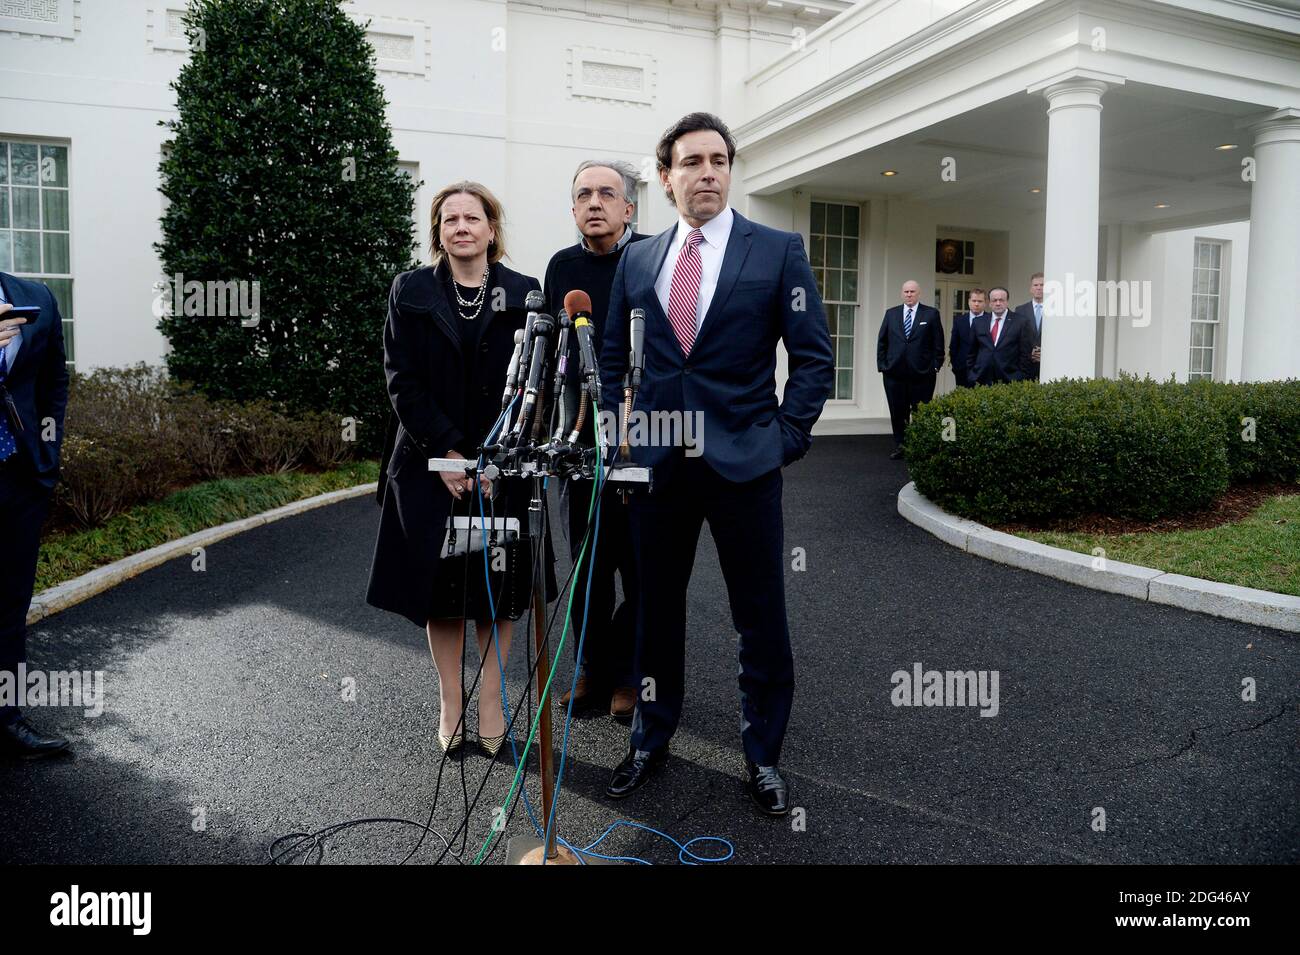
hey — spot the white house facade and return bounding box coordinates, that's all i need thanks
[1,0,1297,434]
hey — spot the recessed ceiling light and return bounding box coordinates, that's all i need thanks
[1029,187,1042,194]
[1214,143,1239,151]
[881,170,898,177]
[1154,202,1170,209]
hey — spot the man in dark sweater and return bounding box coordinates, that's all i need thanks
[543,159,648,720]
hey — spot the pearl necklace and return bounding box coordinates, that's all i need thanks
[452,265,490,320]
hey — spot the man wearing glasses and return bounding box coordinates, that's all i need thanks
[543,160,648,720]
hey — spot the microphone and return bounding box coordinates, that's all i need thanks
[502,328,524,410]
[517,289,545,386]
[514,312,554,446]
[565,289,601,401]
[552,311,572,399]
[628,307,645,392]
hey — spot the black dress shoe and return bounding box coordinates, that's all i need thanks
[606,747,668,799]
[0,717,70,759]
[889,447,904,460]
[746,762,790,816]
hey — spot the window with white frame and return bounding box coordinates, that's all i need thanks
[397,161,420,255]
[1189,239,1223,381]
[810,200,860,400]
[1,139,73,367]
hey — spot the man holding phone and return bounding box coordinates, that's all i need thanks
[0,271,71,758]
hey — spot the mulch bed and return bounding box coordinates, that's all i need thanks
[997,482,1298,536]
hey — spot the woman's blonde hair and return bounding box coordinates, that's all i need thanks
[429,180,507,266]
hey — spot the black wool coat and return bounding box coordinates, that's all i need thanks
[366,259,555,628]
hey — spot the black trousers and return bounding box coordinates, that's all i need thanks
[0,458,52,725]
[561,478,637,690]
[627,455,792,766]
[882,372,936,446]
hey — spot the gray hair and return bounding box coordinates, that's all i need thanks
[571,159,640,204]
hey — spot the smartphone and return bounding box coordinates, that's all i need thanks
[4,305,40,322]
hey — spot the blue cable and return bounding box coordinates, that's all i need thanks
[475,393,735,865]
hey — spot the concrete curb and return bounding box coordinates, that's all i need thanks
[26,482,378,627]
[898,482,1300,634]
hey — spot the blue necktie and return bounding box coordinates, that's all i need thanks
[1034,302,1042,333]
[0,348,16,462]
[903,306,914,338]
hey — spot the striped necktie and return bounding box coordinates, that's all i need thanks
[666,228,704,356]
[903,306,914,338]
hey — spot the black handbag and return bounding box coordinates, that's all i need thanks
[428,533,536,621]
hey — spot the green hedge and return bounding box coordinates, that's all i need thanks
[905,376,1300,524]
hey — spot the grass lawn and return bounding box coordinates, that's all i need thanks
[35,459,380,594]
[1018,493,1300,597]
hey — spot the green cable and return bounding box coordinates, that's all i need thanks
[472,397,603,864]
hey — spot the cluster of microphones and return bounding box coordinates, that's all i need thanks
[481,288,647,485]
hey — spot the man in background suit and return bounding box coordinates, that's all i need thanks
[1014,272,1045,381]
[599,112,833,815]
[877,280,945,459]
[968,286,1034,385]
[949,287,987,389]
[0,274,71,759]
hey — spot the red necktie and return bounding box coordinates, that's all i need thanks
[666,229,704,356]
[991,315,1002,346]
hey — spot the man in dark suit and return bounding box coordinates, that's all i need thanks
[968,286,1034,385]
[1014,272,1045,381]
[542,159,648,720]
[599,112,833,815]
[877,280,945,458]
[0,274,71,758]
[949,287,987,389]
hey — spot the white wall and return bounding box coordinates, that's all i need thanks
[1114,221,1250,382]
[0,0,829,372]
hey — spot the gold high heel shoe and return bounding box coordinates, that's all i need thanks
[478,730,506,758]
[438,729,464,754]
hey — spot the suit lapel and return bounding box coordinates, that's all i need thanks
[635,225,677,338]
[695,211,752,348]
[428,262,463,356]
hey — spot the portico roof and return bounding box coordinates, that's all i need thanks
[735,0,1300,230]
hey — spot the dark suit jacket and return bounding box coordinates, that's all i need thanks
[949,311,984,387]
[600,210,833,485]
[367,260,547,627]
[877,303,944,378]
[968,310,1034,384]
[0,272,69,490]
[1015,301,1042,380]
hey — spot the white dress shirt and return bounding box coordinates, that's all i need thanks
[654,205,734,334]
[0,281,19,370]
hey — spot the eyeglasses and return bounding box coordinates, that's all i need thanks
[575,187,624,203]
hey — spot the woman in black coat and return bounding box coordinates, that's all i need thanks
[366,180,552,757]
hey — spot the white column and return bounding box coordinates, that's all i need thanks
[1033,74,1117,381]
[1241,108,1300,382]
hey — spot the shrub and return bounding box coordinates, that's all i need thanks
[904,376,1249,524]
[229,400,311,474]
[50,365,358,529]
[301,410,355,470]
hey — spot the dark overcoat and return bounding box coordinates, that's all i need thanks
[366,259,554,628]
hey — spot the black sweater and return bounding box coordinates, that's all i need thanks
[542,231,650,346]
